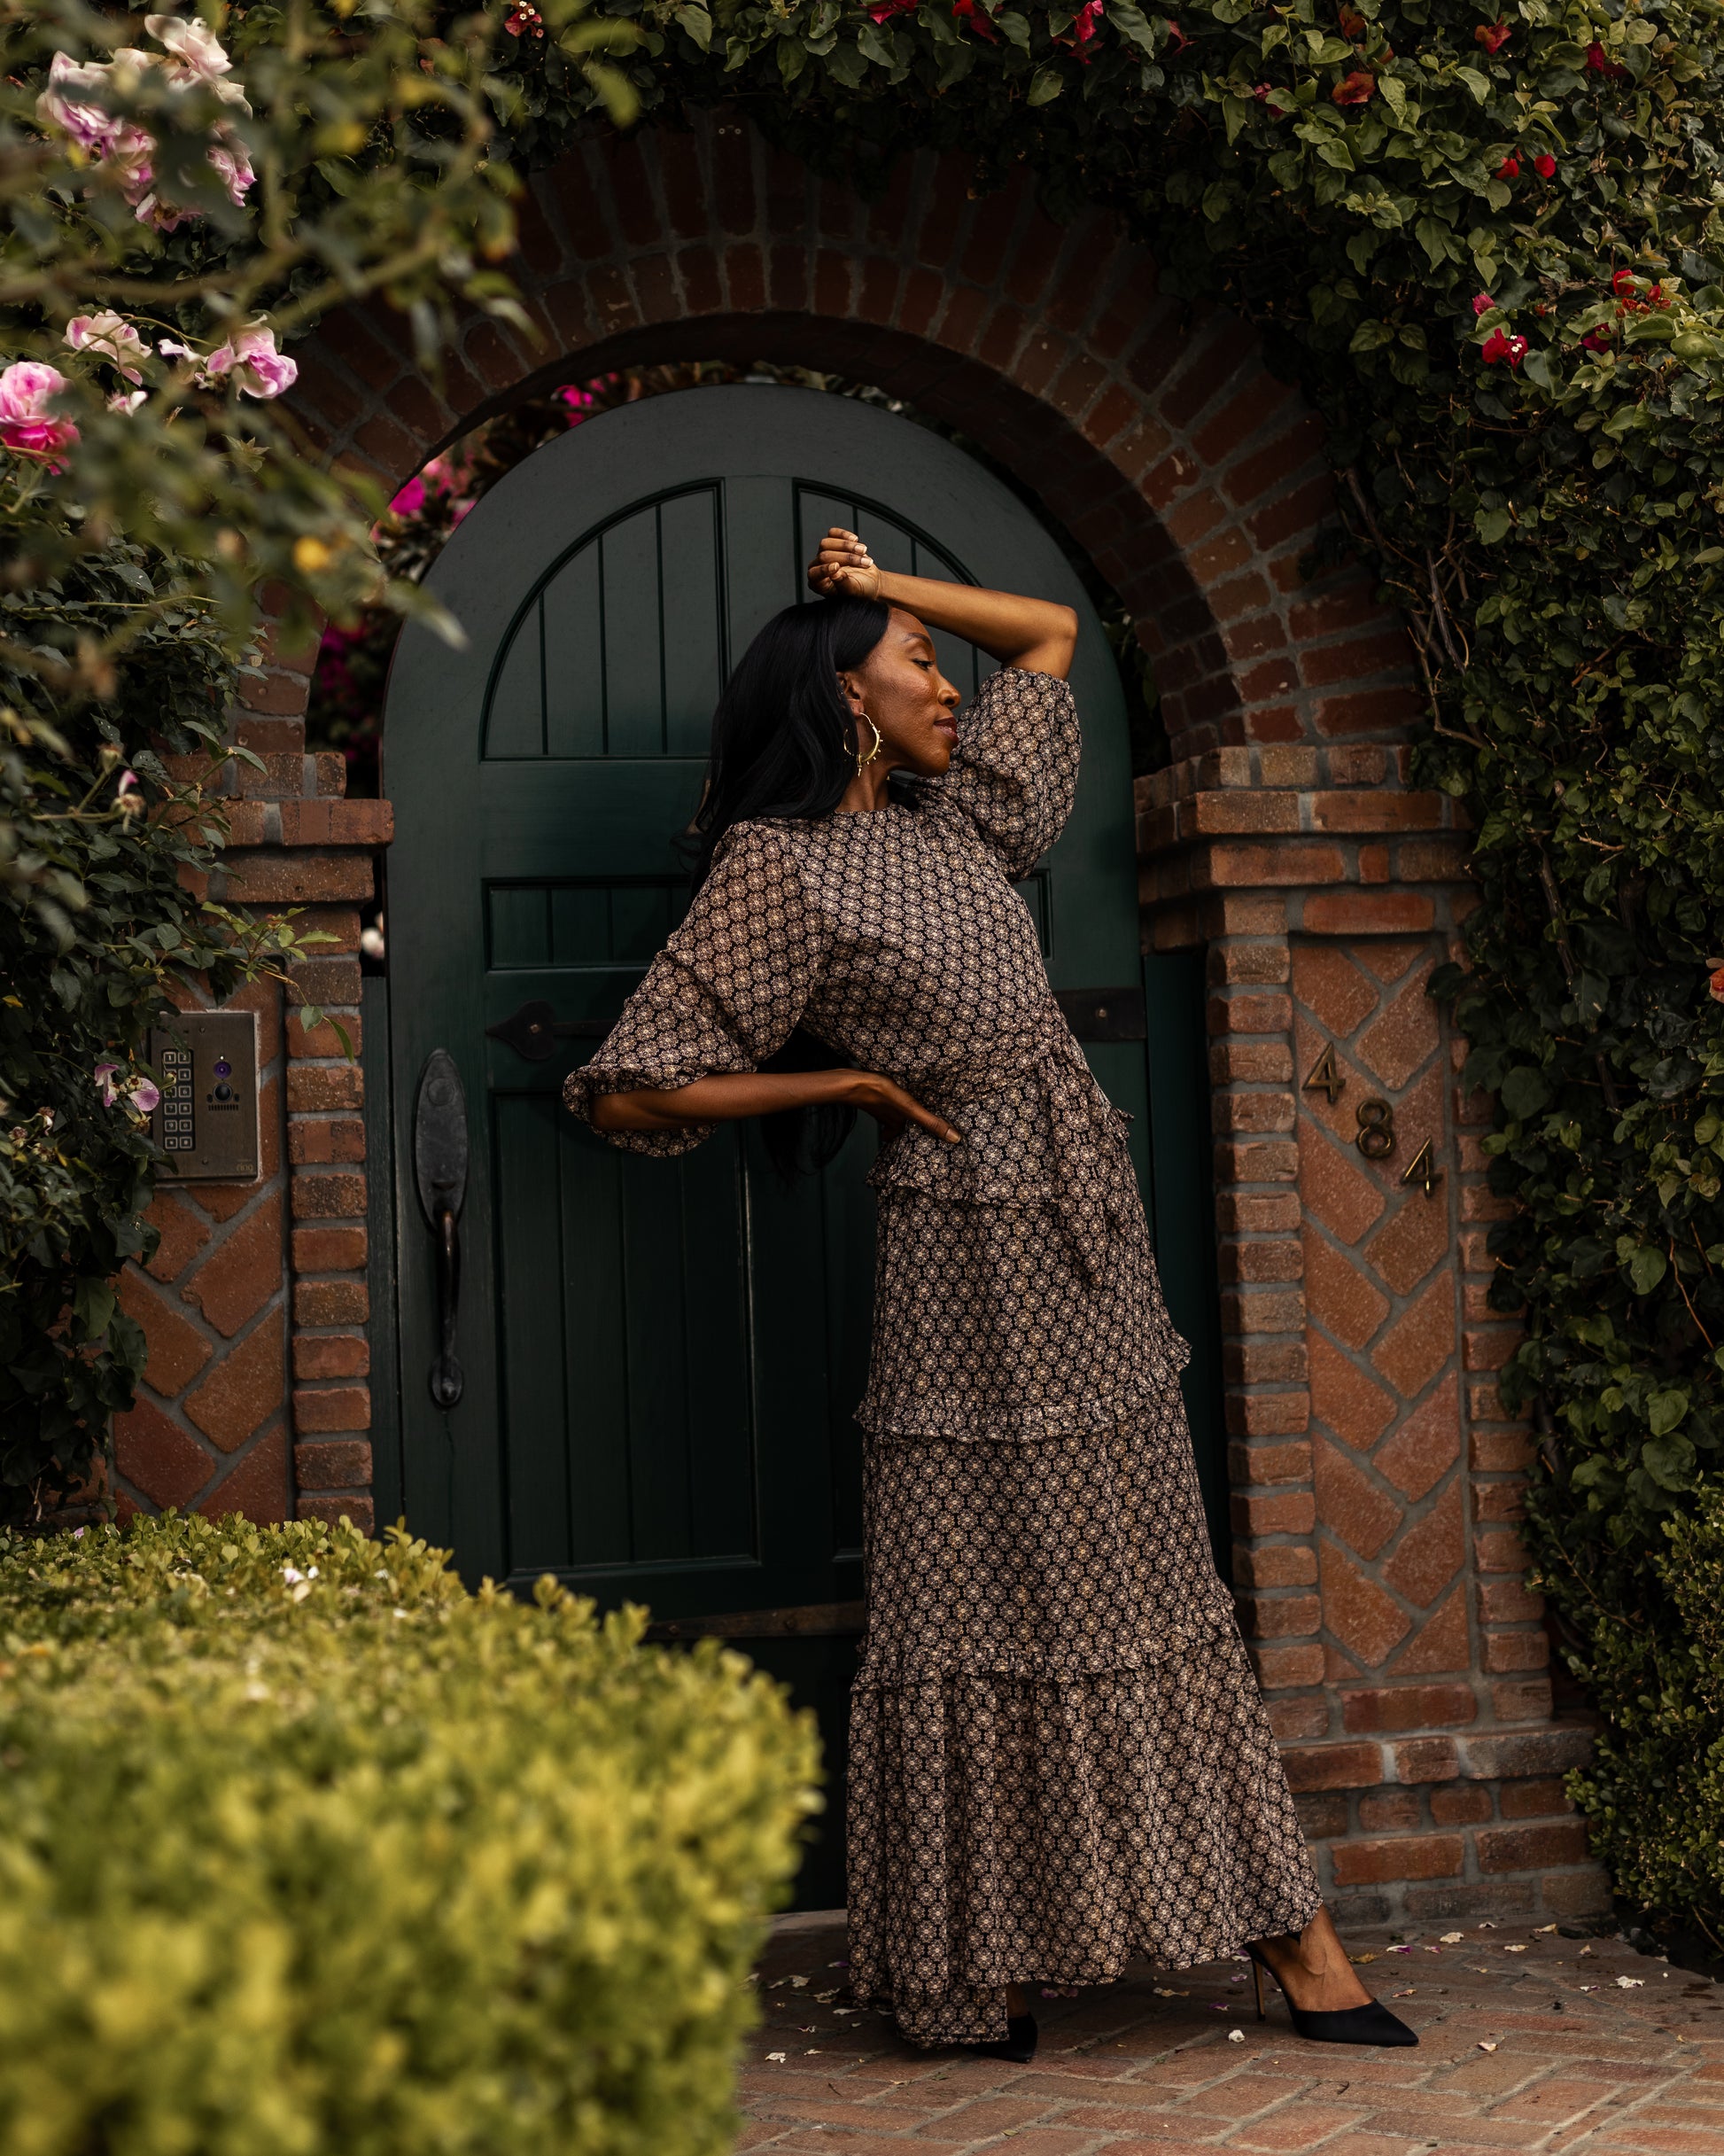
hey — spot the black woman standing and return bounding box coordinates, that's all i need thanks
[564,530,1415,2059]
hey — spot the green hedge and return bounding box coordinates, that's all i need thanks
[0,1513,819,2156]
[1567,1489,1724,1954]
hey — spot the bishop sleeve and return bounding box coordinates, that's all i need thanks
[931,666,1080,877]
[562,821,827,1156]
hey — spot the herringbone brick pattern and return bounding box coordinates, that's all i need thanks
[742,1915,1724,2154]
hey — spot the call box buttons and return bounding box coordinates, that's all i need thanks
[149,1011,260,1181]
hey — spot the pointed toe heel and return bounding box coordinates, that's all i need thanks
[982,2012,1038,2063]
[1246,1948,1418,2048]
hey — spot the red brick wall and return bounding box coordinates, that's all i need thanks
[108,110,1608,1924]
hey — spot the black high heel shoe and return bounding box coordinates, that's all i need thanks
[982,2011,1038,2063]
[1247,1947,1418,2047]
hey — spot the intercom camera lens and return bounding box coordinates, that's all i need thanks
[214,1058,232,1078]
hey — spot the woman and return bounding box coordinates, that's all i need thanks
[563,532,1415,2058]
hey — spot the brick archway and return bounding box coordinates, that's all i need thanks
[291,115,1417,770]
[117,112,1604,1928]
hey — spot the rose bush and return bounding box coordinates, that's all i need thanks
[0,0,632,1522]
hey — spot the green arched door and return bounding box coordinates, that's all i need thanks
[378,386,1219,1896]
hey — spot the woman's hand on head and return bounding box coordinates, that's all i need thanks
[842,1070,962,1146]
[808,527,882,603]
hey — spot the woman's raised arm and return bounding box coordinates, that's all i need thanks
[808,530,1077,679]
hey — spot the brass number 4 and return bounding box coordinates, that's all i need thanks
[1401,1139,1441,1197]
[1302,1042,1345,1104]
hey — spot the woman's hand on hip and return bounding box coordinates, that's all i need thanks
[808,527,882,603]
[842,1070,962,1145]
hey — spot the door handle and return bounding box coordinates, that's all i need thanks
[485,997,607,1062]
[414,1048,469,1408]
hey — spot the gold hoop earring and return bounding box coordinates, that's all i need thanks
[855,715,883,774]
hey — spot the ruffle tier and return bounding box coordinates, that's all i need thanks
[846,1405,1319,2049]
[846,1643,1323,2047]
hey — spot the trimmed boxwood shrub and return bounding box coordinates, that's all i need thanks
[0,1513,819,2156]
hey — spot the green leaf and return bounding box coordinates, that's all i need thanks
[1499,1064,1549,1118]
[1627,1244,1669,1296]
[1475,504,1513,545]
[1648,1389,1690,1436]
[1107,0,1157,53]
[672,4,712,48]
[1026,64,1062,103]
[1454,65,1490,102]
[71,1277,116,1342]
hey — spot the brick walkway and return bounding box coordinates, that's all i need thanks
[741,1914,1724,2154]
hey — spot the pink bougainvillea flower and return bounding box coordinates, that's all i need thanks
[1586,39,1628,80]
[1480,328,1527,367]
[1332,69,1375,105]
[1580,327,1611,353]
[206,321,297,399]
[0,362,79,467]
[867,0,919,20]
[1650,281,1671,308]
[390,474,428,517]
[951,0,1000,42]
[1337,4,1367,39]
[1496,152,1520,179]
[1710,964,1724,1005]
[66,310,148,382]
[1472,292,1497,317]
[1475,20,1510,52]
[1163,18,1192,51]
[504,2,544,32]
[1534,152,1557,178]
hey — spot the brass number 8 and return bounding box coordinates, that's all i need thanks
[1355,1098,1395,1160]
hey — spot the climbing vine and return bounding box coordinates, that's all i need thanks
[462,0,1724,1927]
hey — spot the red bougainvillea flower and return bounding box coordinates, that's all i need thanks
[1337,4,1366,38]
[1586,40,1628,80]
[1496,153,1520,179]
[951,0,999,37]
[1611,268,1638,297]
[1480,329,1527,367]
[1710,964,1724,1005]
[1534,152,1557,178]
[1580,327,1612,353]
[1472,293,1497,316]
[1164,17,1191,51]
[1650,282,1671,308]
[1475,20,1510,52]
[868,0,918,20]
[1053,0,1105,57]
[503,3,542,32]
[1332,69,1375,105]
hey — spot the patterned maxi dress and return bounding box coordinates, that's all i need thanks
[563,668,1321,2047]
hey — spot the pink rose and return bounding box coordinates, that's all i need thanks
[35,51,123,156]
[143,13,235,82]
[65,310,148,383]
[206,136,255,209]
[206,321,297,399]
[0,362,79,467]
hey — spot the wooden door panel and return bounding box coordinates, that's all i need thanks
[385,385,1207,1618]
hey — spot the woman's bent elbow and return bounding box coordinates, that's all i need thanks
[589,1090,626,1132]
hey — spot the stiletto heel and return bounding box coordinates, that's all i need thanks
[1252,1958,1266,2022]
[970,2011,1037,2063]
[1245,1945,1418,2048]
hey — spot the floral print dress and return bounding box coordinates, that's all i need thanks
[563,667,1321,2047]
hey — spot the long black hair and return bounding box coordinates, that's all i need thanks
[687,593,892,1180]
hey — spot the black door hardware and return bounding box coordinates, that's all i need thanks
[485,998,607,1062]
[413,1048,470,1409]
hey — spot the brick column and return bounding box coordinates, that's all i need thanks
[112,609,391,1534]
[1141,745,1611,1926]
